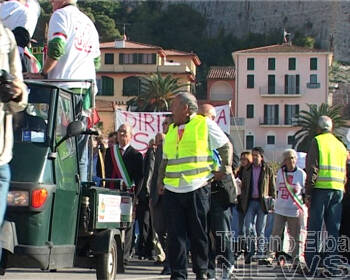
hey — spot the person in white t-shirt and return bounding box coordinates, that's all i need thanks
[26,0,101,182]
[268,149,306,265]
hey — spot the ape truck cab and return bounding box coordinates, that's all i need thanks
[0,80,132,280]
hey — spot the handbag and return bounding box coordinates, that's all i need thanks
[217,173,238,207]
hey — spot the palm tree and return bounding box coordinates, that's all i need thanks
[293,103,349,152]
[127,72,188,112]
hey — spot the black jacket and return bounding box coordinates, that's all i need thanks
[138,147,155,202]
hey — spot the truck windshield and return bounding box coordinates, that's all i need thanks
[13,84,52,144]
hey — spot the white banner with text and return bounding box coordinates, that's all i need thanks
[115,104,230,153]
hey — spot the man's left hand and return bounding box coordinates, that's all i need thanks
[212,171,226,181]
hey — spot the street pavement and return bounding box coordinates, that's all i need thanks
[3,257,350,279]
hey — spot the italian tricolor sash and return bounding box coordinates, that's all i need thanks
[282,169,305,212]
[109,145,133,189]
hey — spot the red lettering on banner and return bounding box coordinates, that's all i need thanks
[133,132,148,153]
[138,113,142,130]
[156,115,161,132]
[122,112,136,128]
[144,113,155,132]
[216,109,227,125]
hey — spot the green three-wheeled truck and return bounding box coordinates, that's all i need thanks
[0,80,132,280]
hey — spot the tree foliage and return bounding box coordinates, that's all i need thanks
[293,103,349,152]
[34,0,121,43]
[33,1,320,97]
[127,72,188,112]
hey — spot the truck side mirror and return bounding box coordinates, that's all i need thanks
[66,121,85,138]
[50,121,86,158]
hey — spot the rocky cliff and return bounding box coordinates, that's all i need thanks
[165,0,350,63]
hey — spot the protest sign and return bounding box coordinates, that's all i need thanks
[115,104,230,153]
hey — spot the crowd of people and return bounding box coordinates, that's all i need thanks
[89,95,350,280]
[0,1,350,280]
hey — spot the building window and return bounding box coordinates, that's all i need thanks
[288,57,296,70]
[310,74,317,84]
[246,135,254,150]
[310,57,317,70]
[285,104,299,125]
[141,53,156,64]
[104,53,114,65]
[287,135,295,145]
[247,75,254,88]
[123,76,142,96]
[267,135,275,145]
[247,58,254,70]
[97,76,114,96]
[268,75,275,94]
[119,53,156,65]
[268,58,275,70]
[285,74,300,94]
[307,74,320,88]
[246,104,254,118]
[264,104,279,125]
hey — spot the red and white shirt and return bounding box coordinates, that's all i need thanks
[48,5,100,90]
[274,167,306,217]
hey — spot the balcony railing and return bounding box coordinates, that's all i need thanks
[231,117,245,126]
[100,64,191,74]
[259,86,302,97]
[259,118,294,127]
[307,82,320,89]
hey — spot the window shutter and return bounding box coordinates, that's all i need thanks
[119,53,124,65]
[310,58,317,70]
[152,54,156,64]
[268,75,275,94]
[247,58,254,70]
[268,58,275,70]
[285,75,288,94]
[274,104,279,125]
[264,105,268,124]
[296,75,300,94]
[285,105,289,125]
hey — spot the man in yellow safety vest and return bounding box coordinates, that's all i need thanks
[157,92,232,280]
[303,116,348,277]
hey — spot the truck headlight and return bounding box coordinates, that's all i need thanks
[7,191,29,206]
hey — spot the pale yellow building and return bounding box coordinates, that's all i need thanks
[96,38,201,133]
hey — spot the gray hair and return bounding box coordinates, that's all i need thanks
[118,123,133,136]
[318,115,333,132]
[282,148,298,162]
[175,92,198,114]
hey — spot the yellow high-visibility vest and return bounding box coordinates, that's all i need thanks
[315,133,347,190]
[163,114,214,188]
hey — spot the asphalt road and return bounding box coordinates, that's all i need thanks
[3,257,350,280]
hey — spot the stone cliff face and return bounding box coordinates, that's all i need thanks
[165,0,350,62]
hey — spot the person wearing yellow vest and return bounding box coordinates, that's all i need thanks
[303,116,348,277]
[157,92,232,280]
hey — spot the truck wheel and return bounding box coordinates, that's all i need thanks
[96,238,117,280]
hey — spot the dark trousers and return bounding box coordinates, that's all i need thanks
[208,197,234,278]
[164,185,210,280]
[305,189,343,274]
[123,221,134,261]
[136,199,154,258]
